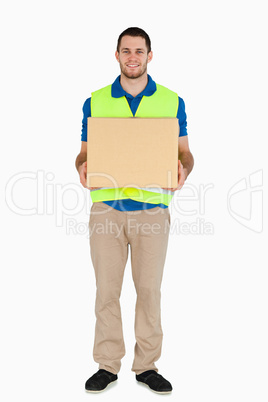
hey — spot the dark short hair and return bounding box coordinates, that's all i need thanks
[117,27,151,53]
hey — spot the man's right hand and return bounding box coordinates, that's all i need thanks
[78,161,88,188]
[78,161,101,190]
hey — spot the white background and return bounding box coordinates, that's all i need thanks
[1,0,267,401]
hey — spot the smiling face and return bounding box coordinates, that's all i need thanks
[115,35,153,79]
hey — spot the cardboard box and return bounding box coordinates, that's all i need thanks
[87,117,179,188]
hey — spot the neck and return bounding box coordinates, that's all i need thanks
[120,72,148,97]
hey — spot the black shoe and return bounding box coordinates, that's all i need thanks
[85,369,118,393]
[136,370,172,394]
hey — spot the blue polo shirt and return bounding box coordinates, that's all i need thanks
[81,75,188,211]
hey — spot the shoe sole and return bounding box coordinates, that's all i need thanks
[85,379,117,393]
[136,380,172,394]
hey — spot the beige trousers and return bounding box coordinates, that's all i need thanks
[89,201,170,375]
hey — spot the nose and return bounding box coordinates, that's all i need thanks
[127,54,139,62]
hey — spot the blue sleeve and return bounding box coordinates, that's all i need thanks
[81,97,91,141]
[177,97,188,137]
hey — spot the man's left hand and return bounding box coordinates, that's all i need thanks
[162,160,187,192]
[177,160,187,190]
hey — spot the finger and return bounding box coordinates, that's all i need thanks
[177,175,185,189]
[178,181,184,190]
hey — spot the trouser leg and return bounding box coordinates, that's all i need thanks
[127,207,171,375]
[89,202,128,374]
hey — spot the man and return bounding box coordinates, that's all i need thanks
[75,27,194,394]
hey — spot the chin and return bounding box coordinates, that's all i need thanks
[123,70,146,79]
[128,74,139,79]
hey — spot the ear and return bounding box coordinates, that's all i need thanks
[147,51,153,63]
[115,50,119,62]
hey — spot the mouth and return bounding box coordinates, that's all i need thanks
[126,64,139,69]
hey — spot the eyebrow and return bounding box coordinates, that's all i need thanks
[121,47,145,51]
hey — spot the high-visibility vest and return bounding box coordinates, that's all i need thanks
[89,83,179,206]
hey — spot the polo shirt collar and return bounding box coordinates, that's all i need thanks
[111,74,156,98]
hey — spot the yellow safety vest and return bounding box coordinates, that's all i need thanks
[89,82,179,206]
